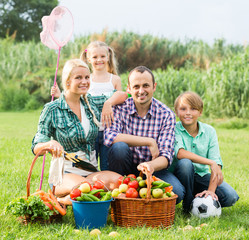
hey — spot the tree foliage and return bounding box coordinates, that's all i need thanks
[0,0,58,41]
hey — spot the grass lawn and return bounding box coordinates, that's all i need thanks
[0,112,249,239]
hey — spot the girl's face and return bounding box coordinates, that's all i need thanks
[88,46,108,71]
[68,66,90,95]
[176,99,202,128]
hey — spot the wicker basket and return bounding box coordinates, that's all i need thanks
[111,169,178,228]
[22,148,66,224]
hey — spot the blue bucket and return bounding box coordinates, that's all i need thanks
[71,199,112,229]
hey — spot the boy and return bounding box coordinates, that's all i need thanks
[172,91,239,213]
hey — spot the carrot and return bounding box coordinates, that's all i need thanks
[152,176,162,181]
[48,189,66,216]
[165,186,173,193]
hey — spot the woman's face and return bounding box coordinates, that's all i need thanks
[68,66,90,95]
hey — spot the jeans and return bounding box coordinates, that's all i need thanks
[108,142,185,204]
[174,158,239,211]
[95,131,109,171]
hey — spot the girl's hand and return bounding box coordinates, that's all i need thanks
[210,162,223,186]
[137,162,155,175]
[195,190,218,201]
[51,83,61,98]
[48,140,64,158]
[101,101,114,128]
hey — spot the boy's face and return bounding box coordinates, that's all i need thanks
[176,100,202,128]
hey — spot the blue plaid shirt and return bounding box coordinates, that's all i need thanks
[104,97,176,166]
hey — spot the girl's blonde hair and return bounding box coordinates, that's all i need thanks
[80,41,119,75]
[62,58,100,127]
[174,91,203,112]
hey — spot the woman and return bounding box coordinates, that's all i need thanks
[32,59,126,204]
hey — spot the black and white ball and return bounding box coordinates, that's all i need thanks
[190,195,221,218]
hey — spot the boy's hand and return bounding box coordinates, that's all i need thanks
[51,83,61,98]
[210,162,223,185]
[195,190,218,201]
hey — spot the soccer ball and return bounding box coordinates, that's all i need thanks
[190,195,221,218]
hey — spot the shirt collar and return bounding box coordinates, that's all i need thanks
[128,97,155,118]
[179,121,205,136]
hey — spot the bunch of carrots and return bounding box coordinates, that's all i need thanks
[31,189,66,216]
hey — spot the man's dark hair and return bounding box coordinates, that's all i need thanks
[128,66,155,85]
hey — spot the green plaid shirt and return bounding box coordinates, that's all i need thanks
[31,92,111,158]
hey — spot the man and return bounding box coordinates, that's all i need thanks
[104,66,185,203]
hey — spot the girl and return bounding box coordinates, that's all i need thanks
[52,41,122,171]
[34,59,126,204]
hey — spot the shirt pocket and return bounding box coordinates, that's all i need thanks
[55,118,77,140]
[146,129,160,140]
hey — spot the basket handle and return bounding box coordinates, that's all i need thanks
[139,167,152,200]
[26,148,53,198]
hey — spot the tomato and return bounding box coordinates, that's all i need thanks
[127,174,136,180]
[44,202,53,211]
[126,188,139,198]
[93,180,105,189]
[118,176,124,186]
[128,180,139,189]
[70,188,82,200]
[123,177,131,185]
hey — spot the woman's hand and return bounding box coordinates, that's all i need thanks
[101,100,114,128]
[210,162,223,186]
[137,162,155,175]
[51,83,61,98]
[195,190,218,201]
[48,140,64,158]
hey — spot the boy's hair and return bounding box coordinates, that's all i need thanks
[80,41,119,75]
[174,91,203,112]
[128,66,155,86]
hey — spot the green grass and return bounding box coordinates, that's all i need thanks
[0,112,249,239]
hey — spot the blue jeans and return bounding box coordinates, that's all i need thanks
[108,142,185,204]
[95,131,109,170]
[174,158,239,211]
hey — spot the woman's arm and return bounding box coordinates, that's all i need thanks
[33,140,64,158]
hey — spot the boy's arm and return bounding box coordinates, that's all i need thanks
[195,166,221,200]
[177,148,223,185]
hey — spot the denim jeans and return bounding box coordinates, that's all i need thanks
[95,131,109,171]
[108,142,185,204]
[174,158,239,211]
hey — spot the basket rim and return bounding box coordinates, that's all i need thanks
[113,194,178,202]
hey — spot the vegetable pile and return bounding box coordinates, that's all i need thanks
[111,174,176,199]
[70,180,112,202]
[5,189,66,221]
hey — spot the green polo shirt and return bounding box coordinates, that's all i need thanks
[172,121,223,177]
[31,92,113,158]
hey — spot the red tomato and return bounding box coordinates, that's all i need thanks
[127,174,136,180]
[70,188,82,200]
[44,202,53,211]
[126,188,139,198]
[128,180,139,189]
[93,180,105,189]
[118,176,124,186]
[123,177,131,185]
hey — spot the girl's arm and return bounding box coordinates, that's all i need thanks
[51,83,61,98]
[177,148,223,185]
[112,75,122,91]
[101,91,127,127]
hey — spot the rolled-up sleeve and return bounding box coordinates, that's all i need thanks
[157,110,176,166]
[174,127,185,158]
[104,105,123,147]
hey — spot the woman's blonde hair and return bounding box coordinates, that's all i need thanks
[174,91,203,112]
[80,41,119,75]
[62,58,100,127]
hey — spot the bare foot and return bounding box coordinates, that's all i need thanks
[57,194,72,206]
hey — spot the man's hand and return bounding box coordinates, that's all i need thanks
[210,162,223,186]
[148,138,159,160]
[137,162,154,174]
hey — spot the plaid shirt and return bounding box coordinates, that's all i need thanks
[104,97,176,166]
[31,93,109,159]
